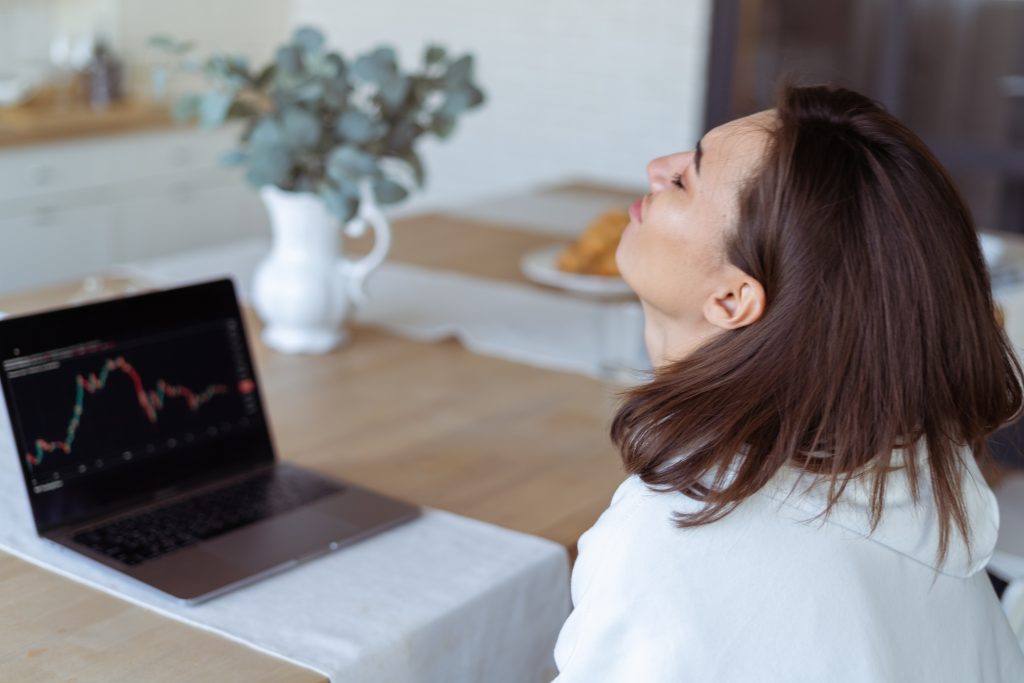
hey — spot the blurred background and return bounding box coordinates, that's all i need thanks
[1,0,1022,294]
[708,0,1024,236]
[0,0,708,294]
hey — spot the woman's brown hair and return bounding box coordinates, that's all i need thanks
[610,83,1024,565]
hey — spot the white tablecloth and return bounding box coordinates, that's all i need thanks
[114,236,649,384]
[0,425,570,682]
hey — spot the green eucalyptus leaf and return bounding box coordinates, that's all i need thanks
[293,80,325,101]
[454,83,485,110]
[294,26,325,54]
[370,46,398,71]
[466,83,485,108]
[352,55,385,84]
[148,34,194,55]
[431,113,456,139]
[147,34,174,50]
[199,90,234,127]
[270,89,295,111]
[386,119,420,151]
[171,93,201,122]
[410,76,436,103]
[327,145,377,181]
[251,116,283,146]
[323,75,350,108]
[401,150,426,188]
[320,186,359,221]
[372,176,408,205]
[245,145,291,187]
[336,110,383,143]
[204,54,228,79]
[276,45,302,74]
[424,45,446,65]
[439,88,473,118]
[282,107,321,147]
[379,75,410,113]
[352,46,397,84]
[225,55,251,86]
[147,34,178,52]
[240,116,259,142]
[334,176,361,198]
[323,53,347,78]
[443,54,473,87]
[203,54,249,89]
[255,63,276,88]
[226,100,259,120]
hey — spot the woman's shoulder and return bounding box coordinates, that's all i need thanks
[575,476,764,585]
[573,472,863,597]
[585,473,806,554]
[558,475,861,680]
[574,475,710,574]
[557,466,1022,682]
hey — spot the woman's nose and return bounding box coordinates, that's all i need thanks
[646,152,692,192]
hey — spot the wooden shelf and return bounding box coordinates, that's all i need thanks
[0,98,174,148]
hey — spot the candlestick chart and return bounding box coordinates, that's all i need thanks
[24,356,229,470]
[7,320,259,487]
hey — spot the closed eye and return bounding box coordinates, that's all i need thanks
[671,173,685,190]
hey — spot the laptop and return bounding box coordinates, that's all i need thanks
[0,278,419,603]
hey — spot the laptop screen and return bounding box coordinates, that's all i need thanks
[0,279,276,533]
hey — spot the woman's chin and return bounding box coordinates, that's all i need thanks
[614,244,630,284]
[615,256,639,297]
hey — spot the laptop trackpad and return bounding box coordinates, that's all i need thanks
[205,503,359,570]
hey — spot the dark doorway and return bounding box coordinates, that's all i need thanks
[705,0,1024,234]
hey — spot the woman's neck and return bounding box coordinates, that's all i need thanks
[641,303,719,367]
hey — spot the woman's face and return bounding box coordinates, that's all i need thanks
[616,112,774,331]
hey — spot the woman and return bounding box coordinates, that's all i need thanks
[553,84,1024,681]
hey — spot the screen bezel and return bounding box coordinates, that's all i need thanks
[0,278,277,534]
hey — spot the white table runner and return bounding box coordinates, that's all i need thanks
[0,425,570,682]
[114,236,650,383]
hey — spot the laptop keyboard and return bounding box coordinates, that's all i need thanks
[72,467,343,566]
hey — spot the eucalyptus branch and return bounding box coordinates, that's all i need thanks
[148,27,485,221]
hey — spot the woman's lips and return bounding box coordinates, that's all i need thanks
[629,197,643,223]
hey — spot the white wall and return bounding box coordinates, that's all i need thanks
[3,0,711,209]
[0,0,115,84]
[0,0,290,99]
[292,0,712,211]
[0,0,713,289]
[115,0,291,98]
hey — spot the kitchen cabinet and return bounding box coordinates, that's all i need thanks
[0,202,114,293]
[0,125,269,294]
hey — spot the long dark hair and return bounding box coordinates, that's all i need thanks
[610,84,1023,565]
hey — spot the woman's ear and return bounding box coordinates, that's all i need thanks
[702,272,766,330]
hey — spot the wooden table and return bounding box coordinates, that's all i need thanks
[0,184,633,681]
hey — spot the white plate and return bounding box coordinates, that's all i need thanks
[519,244,634,296]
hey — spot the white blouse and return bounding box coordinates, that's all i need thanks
[553,452,1024,681]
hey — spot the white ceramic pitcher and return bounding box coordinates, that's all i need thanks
[253,180,391,353]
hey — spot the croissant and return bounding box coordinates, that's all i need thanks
[556,210,630,277]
